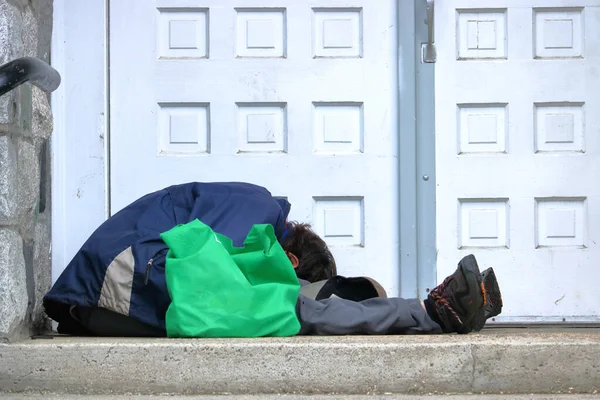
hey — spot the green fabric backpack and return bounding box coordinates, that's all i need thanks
[160,219,301,338]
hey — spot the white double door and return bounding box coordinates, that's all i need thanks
[436,0,600,321]
[109,1,401,293]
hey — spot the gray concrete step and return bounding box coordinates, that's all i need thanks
[0,328,599,396]
[1,396,600,399]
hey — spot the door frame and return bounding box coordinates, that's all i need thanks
[50,0,437,299]
[51,0,109,282]
[398,0,437,300]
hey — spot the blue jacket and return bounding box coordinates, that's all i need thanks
[43,182,291,332]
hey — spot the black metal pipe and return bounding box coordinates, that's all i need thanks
[0,57,61,97]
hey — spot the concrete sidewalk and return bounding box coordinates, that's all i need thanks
[0,328,599,396]
[1,396,600,399]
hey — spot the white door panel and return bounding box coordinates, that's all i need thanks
[436,0,600,320]
[110,1,400,292]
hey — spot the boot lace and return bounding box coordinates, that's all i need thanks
[429,275,462,325]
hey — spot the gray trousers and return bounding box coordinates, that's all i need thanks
[71,295,441,337]
[296,295,442,335]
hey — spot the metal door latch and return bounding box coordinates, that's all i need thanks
[422,0,436,63]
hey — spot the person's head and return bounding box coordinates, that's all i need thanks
[281,222,337,282]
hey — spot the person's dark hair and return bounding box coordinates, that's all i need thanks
[281,222,337,282]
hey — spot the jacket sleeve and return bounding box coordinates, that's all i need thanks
[296,294,442,335]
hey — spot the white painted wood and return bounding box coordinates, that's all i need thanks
[109,1,400,293]
[435,0,600,321]
[51,0,108,282]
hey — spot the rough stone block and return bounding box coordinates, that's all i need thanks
[32,210,51,332]
[0,85,28,135]
[30,86,52,139]
[22,5,38,58]
[0,1,23,65]
[0,229,28,338]
[0,86,27,131]
[6,0,29,8]
[17,84,32,133]
[30,0,53,61]
[16,138,40,240]
[0,135,18,224]
[0,90,17,125]
[0,0,53,342]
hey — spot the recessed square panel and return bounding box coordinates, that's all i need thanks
[475,20,498,49]
[545,20,573,48]
[313,197,364,246]
[157,8,208,59]
[169,114,198,143]
[313,8,363,58]
[246,20,276,48]
[534,9,583,58]
[458,104,507,154]
[536,198,587,247]
[323,19,354,48]
[169,20,197,49]
[459,199,509,248]
[158,103,210,155]
[236,9,286,58]
[534,103,584,153]
[313,102,363,154]
[237,103,287,153]
[457,10,507,59]
[469,209,499,239]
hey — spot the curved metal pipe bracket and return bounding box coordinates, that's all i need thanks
[0,57,61,97]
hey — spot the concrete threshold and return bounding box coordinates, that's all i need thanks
[0,328,599,396]
[1,396,600,400]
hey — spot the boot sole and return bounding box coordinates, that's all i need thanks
[472,267,502,331]
[455,255,484,334]
[458,254,482,279]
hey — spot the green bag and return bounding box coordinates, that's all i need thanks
[161,219,301,338]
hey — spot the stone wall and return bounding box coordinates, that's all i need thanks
[0,0,53,342]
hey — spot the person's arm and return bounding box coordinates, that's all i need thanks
[296,294,442,335]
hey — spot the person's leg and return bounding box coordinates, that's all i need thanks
[297,294,443,335]
[297,254,501,335]
[72,306,166,337]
